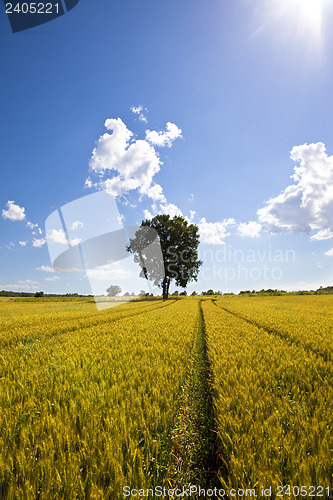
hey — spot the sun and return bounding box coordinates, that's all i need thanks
[280,0,327,27]
[293,0,329,49]
[299,0,324,16]
[264,0,330,51]
[294,0,325,28]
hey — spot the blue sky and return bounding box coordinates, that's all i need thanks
[1,0,333,295]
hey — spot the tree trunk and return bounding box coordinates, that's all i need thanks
[162,277,170,300]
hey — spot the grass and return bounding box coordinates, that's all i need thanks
[167,301,220,494]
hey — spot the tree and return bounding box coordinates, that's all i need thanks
[106,285,122,297]
[128,215,202,300]
[34,291,44,298]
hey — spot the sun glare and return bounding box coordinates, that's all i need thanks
[300,0,324,17]
[296,0,325,28]
[285,0,326,30]
[262,0,330,52]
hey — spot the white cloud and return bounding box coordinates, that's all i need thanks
[87,117,185,226]
[103,176,141,196]
[36,266,55,272]
[131,105,148,123]
[69,221,84,231]
[2,201,26,221]
[90,118,135,172]
[184,211,196,223]
[85,178,94,189]
[5,242,15,250]
[324,248,333,257]
[45,276,60,282]
[283,281,327,292]
[310,229,333,241]
[146,122,182,148]
[0,280,39,291]
[143,209,153,219]
[19,241,28,247]
[87,116,237,242]
[90,118,162,197]
[46,229,80,246]
[160,203,183,218]
[238,221,262,238]
[258,143,333,239]
[147,184,166,203]
[26,221,43,236]
[32,238,46,248]
[86,266,132,281]
[198,218,235,245]
[188,193,194,201]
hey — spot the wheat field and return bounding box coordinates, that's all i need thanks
[0,295,332,499]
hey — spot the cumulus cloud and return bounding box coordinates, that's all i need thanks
[143,209,153,219]
[45,276,60,282]
[198,218,235,245]
[2,201,26,221]
[0,280,39,291]
[160,203,183,218]
[238,221,262,238]
[184,211,196,224]
[37,266,55,272]
[46,229,80,246]
[131,105,148,122]
[90,118,133,173]
[19,241,28,246]
[324,248,333,257]
[33,238,46,248]
[86,116,239,247]
[89,118,162,197]
[87,116,183,225]
[147,184,166,203]
[310,229,333,241]
[258,143,333,239]
[86,266,132,281]
[146,122,182,148]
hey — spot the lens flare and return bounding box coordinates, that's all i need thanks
[256,0,330,54]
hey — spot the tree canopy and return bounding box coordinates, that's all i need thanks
[106,285,122,297]
[128,214,202,300]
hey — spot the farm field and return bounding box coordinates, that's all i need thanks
[214,295,333,362]
[0,295,332,499]
[0,298,197,498]
[203,298,333,493]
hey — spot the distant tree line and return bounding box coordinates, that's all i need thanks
[0,291,93,298]
[2,285,332,299]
